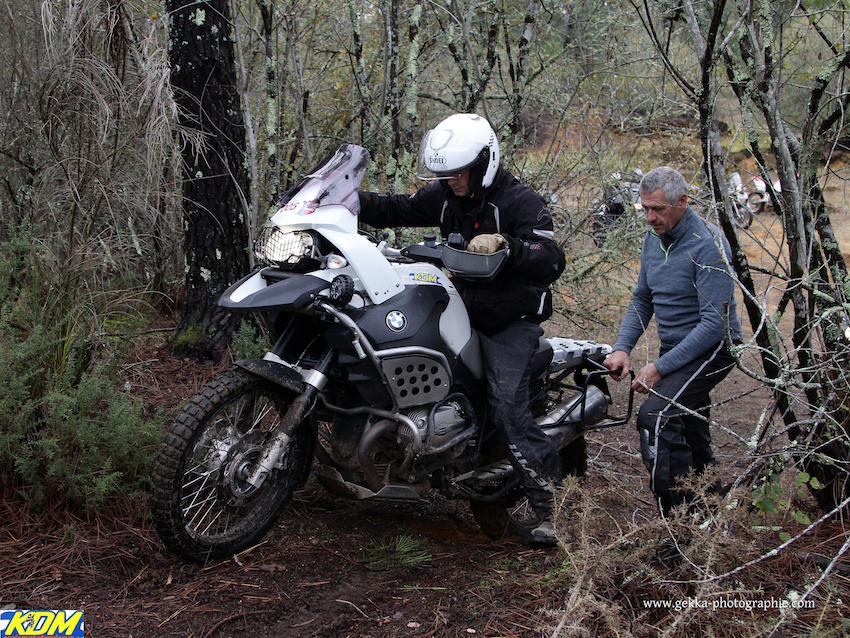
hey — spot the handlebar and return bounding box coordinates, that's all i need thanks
[377,241,404,258]
[381,240,507,281]
[581,359,635,430]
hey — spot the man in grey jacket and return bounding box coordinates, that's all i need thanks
[603,166,743,516]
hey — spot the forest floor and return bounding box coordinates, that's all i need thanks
[3,204,850,637]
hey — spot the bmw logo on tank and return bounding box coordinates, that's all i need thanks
[386,311,407,332]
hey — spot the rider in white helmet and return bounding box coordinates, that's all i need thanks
[415,113,501,192]
[359,113,566,545]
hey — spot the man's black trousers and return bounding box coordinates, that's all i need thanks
[636,340,736,515]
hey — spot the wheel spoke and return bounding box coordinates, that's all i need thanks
[184,491,217,529]
[182,469,214,492]
[183,479,219,522]
[251,400,278,431]
[199,506,227,537]
[219,405,242,433]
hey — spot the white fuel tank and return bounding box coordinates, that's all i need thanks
[395,262,472,357]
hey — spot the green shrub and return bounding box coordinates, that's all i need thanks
[0,232,163,511]
[0,313,162,509]
[230,318,270,361]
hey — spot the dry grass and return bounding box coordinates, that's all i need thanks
[542,444,850,638]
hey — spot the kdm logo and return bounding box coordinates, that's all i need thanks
[409,272,441,284]
[0,610,84,637]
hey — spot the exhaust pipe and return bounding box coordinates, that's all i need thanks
[538,385,609,448]
[468,387,610,488]
[358,419,398,492]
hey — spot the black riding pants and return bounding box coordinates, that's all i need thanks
[479,321,561,515]
[637,340,735,515]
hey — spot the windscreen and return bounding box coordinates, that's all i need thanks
[276,144,370,216]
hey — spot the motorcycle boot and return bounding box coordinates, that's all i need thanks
[530,500,558,546]
[531,518,558,546]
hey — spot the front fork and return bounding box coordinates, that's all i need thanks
[244,348,334,489]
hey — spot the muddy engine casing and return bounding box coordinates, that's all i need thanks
[397,397,475,457]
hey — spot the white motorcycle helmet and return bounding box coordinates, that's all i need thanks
[416,113,500,191]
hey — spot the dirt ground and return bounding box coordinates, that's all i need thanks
[2,203,850,637]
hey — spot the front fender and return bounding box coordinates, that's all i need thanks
[219,269,330,311]
[235,359,306,394]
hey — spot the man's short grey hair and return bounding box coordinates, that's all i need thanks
[639,166,688,205]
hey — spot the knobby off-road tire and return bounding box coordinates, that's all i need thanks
[150,368,314,561]
[470,435,587,542]
[733,202,753,229]
[746,192,765,214]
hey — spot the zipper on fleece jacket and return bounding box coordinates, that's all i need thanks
[650,229,674,260]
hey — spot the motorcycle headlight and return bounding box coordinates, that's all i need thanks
[254,228,318,270]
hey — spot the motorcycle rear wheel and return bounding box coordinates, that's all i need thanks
[150,368,314,561]
[746,192,765,214]
[470,435,587,543]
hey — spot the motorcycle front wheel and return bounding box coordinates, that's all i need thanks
[732,202,753,229]
[470,435,587,542]
[150,368,314,561]
[590,214,612,247]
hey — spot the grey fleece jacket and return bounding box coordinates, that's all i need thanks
[612,207,743,377]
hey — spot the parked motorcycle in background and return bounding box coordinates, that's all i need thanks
[591,168,756,243]
[590,170,644,245]
[727,172,758,227]
[747,174,781,213]
[687,173,758,230]
[150,144,633,561]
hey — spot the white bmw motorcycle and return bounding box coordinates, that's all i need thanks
[151,145,632,560]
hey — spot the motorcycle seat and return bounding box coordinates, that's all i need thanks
[531,337,554,379]
[457,333,553,383]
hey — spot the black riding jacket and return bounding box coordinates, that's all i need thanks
[359,167,565,333]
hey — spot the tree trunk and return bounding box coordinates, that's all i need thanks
[167,0,250,363]
[257,0,280,203]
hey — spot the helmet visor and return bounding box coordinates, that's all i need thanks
[415,128,483,181]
